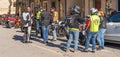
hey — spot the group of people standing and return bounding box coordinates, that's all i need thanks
[65,5,107,53]
[22,6,59,44]
[21,5,107,53]
[83,8,106,53]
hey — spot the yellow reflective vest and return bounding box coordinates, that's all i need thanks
[90,15,100,32]
[36,11,41,20]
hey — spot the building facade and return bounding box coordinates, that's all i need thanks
[84,0,119,17]
[0,0,16,15]
[16,0,120,19]
[38,0,85,19]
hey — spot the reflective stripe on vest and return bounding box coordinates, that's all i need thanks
[90,15,100,32]
[70,28,79,30]
[36,11,41,19]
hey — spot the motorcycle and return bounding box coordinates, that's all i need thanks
[15,16,21,28]
[5,16,16,28]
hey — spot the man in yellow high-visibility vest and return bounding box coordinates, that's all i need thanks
[83,8,100,53]
[36,8,42,36]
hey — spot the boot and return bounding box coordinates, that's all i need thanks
[101,46,104,49]
[97,46,102,50]
[36,31,38,36]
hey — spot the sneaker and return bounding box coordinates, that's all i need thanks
[92,49,96,53]
[91,51,95,53]
[46,41,48,43]
[97,46,102,50]
[82,49,88,53]
[43,41,48,44]
[101,47,104,49]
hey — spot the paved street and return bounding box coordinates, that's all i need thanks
[0,25,120,57]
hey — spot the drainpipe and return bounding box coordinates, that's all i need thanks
[88,0,90,14]
[65,0,67,16]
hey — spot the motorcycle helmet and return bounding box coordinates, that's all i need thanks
[90,8,98,14]
[71,5,80,14]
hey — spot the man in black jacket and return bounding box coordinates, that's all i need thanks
[66,5,84,53]
[41,8,51,44]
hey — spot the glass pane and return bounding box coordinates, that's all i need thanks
[118,0,120,11]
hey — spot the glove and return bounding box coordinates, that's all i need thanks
[81,29,86,36]
[24,23,28,27]
[52,23,55,25]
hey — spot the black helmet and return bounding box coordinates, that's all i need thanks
[71,5,80,14]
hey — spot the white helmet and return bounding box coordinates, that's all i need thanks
[90,8,98,14]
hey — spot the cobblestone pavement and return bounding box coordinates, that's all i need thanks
[0,26,120,57]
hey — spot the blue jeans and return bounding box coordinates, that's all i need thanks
[36,20,40,31]
[52,29,57,40]
[42,25,49,42]
[52,24,57,40]
[66,30,80,50]
[23,26,31,42]
[85,31,98,51]
[97,28,106,47]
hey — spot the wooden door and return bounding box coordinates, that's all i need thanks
[95,0,101,10]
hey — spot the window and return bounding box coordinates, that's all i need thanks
[118,0,120,11]
[109,12,120,22]
[51,2,56,8]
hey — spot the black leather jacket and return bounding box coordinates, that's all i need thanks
[99,16,107,29]
[41,11,51,26]
[68,14,84,28]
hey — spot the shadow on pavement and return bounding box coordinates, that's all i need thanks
[30,31,45,44]
[105,42,120,50]
[13,35,24,43]
[46,41,84,52]
[46,42,66,52]
[12,33,84,52]
[31,37,45,44]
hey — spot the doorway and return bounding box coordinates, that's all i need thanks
[95,0,101,10]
